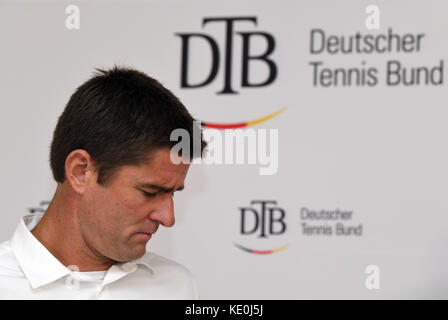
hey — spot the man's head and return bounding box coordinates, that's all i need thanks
[49,66,206,262]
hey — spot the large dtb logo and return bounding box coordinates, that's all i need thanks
[235,200,290,255]
[176,16,277,94]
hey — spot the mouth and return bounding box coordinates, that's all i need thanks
[135,232,152,241]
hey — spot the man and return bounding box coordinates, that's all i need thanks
[0,66,206,299]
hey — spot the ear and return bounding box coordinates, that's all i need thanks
[64,149,96,194]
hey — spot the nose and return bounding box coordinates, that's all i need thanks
[149,192,175,227]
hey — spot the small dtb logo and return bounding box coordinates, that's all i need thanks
[235,200,290,255]
[240,200,286,238]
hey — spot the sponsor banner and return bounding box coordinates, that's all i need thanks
[1,0,448,299]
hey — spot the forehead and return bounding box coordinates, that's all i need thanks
[118,148,190,185]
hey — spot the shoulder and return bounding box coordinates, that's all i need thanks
[138,251,194,277]
[134,251,199,299]
[0,240,23,278]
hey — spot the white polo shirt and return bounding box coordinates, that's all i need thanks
[0,213,199,299]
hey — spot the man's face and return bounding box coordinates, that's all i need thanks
[78,147,190,262]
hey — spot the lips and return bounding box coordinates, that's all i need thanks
[136,224,159,241]
[139,229,156,235]
[135,232,152,241]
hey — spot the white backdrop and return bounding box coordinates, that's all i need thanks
[1,0,448,299]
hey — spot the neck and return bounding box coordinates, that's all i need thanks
[31,184,115,271]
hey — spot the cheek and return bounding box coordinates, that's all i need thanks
[80,189,112,233]
[82,187,121,228]
[82,187,148,236]
[104,190,147,229]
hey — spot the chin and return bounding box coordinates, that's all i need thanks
[126,245,147,260]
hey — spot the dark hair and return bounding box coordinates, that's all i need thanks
[50,66,206,186]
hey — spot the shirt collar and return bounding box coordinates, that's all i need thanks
[100,258,154,287]
[10,213,71,289]
[10,213,154,290]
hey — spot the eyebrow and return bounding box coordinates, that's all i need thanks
[137,183,185,193]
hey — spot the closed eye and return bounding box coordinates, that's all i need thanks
[142,190,175,198]
[142,190,159,198]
